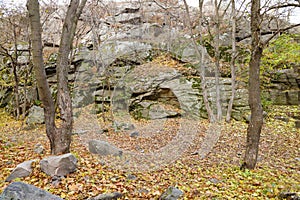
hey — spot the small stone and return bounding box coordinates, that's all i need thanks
[51,175,64,186]
[126,174,137,180]
[113,122,135,131]
[72,130,88,135]
[159,186,184,200]
[87,192,123,200]
[130,131,139,137]
[88,140,123,157]
[138,189,149,194]
[209,178,221,184]
[274,116,289,123]
[34,143,44,154]
[279,192,299,200]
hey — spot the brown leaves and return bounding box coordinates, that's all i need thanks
[0,106,299,199]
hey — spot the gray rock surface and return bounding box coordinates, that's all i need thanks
[0,182,63,200]
[74,41,152,67]
[159,186,184,200]
[88,140,123,156]
[34,143,45,154]
[40,153,77,177]
[145,102,180,119]
[26,105,44,124]
[5,160,35,182]
[118,64,202,119]
[87,192,123,200]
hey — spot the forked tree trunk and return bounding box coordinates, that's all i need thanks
[27,0,87,155]
[241,0,264,170]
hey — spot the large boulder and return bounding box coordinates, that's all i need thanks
[5,160,35,182]
[115,63,202,120]
[40,153,77,177]
[88,140,123,157]
[0,182,63,200]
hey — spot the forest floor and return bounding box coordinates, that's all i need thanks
[0,105,299,199]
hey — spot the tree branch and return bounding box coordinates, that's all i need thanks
[268,3,300,11]
[263,23,300,45]
[236,23,300,42]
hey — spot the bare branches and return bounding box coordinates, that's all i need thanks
[151,0,181,20]
[263,22,300,45]
[268,3,300,11]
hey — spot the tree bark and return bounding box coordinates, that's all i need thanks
[55,1,79,154]
[226,0,237,122]
[55,0,87,154]
[213,0,222,121]
[241,0,264,170]
[27,0,57,152]
[12,24,20,120]
[27,0,87,155]
[198,0,216,122]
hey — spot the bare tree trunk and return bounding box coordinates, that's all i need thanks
[213,0,222,121]
[226,0,237,122]
[241,0,263,170]
[22,23,32,119]
[27,0,57,152]
[183,0,216,122]
[12,21,20,120]
[198,0,217,122]
[12,62,20,119]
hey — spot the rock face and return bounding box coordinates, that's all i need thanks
[114,63,203,119]
[88,140,123,157]
[40,153,77,177]
[0,182,63,200]
[5,160,35,182]
[26,105,45,124]
[1,0,297,121]
[159,186,184,200]
[264,67,300,105]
